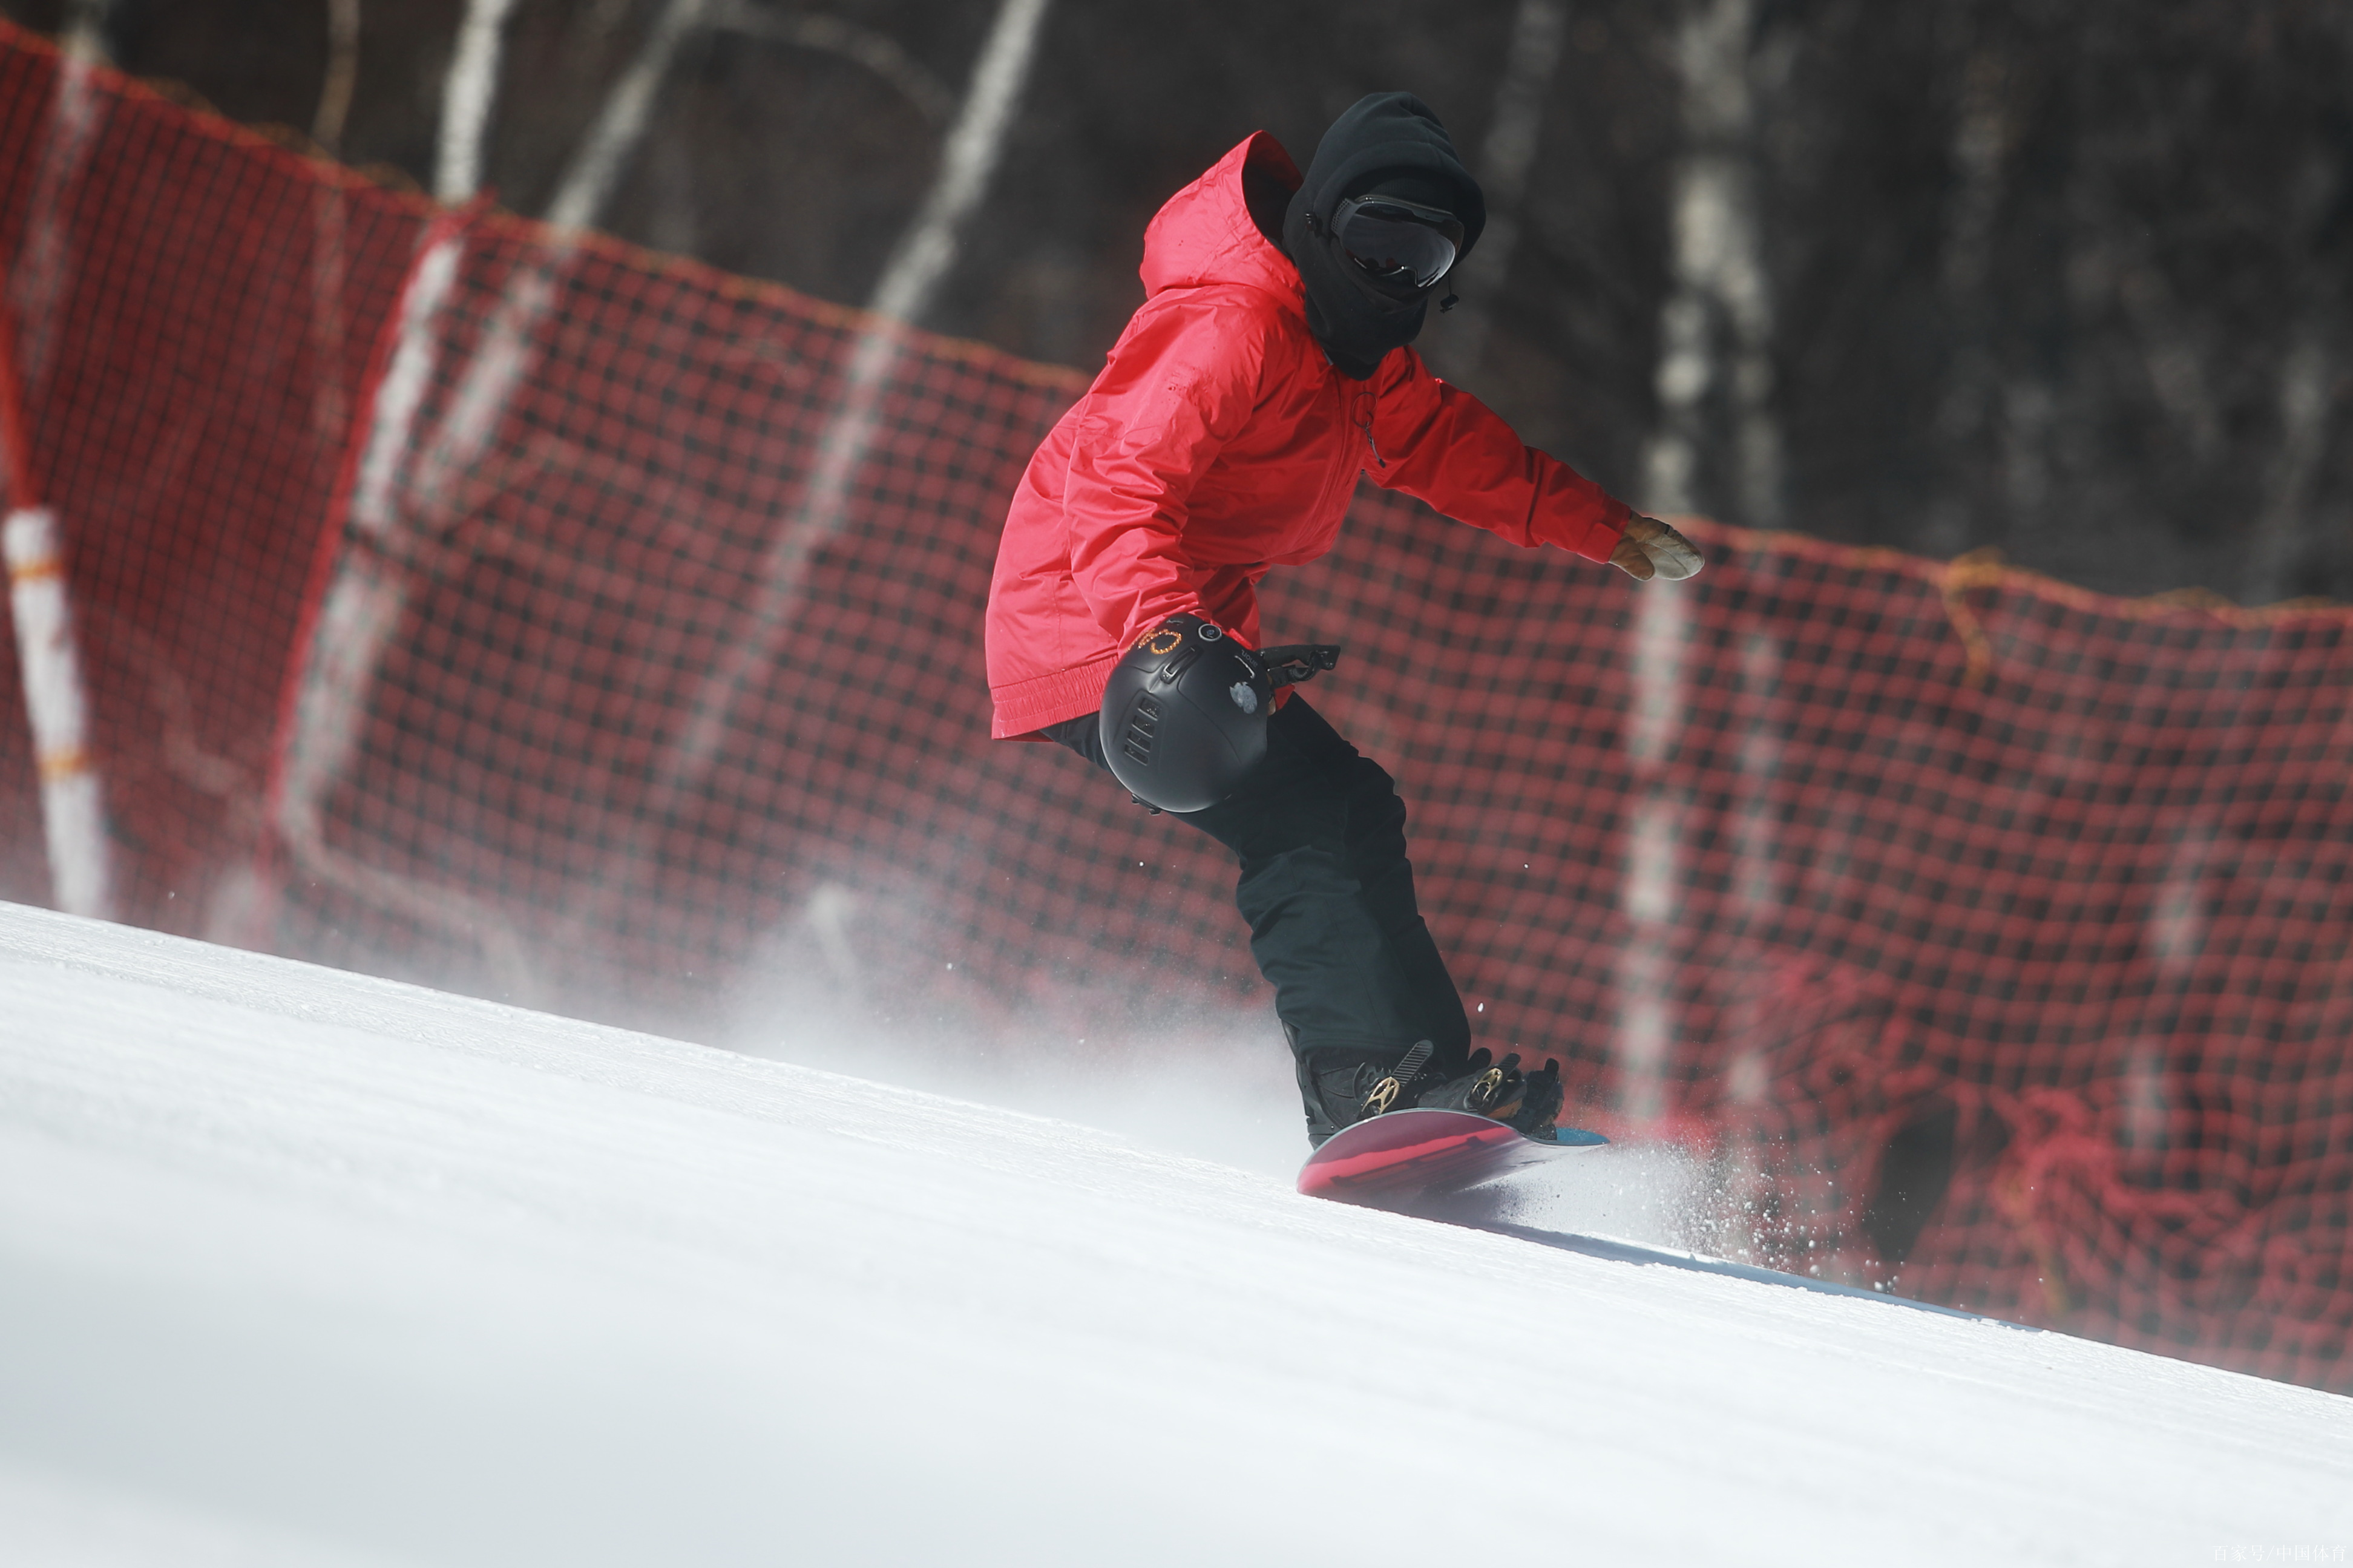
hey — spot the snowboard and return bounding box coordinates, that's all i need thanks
[1296,1107,1608,1213]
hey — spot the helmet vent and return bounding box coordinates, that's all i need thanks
[1120,694,1162,764]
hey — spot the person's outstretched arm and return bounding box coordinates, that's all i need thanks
[1365,349,1702,581]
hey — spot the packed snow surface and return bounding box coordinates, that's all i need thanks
[2,901,2348,1567]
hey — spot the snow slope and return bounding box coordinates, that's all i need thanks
[2,900,2347,1567]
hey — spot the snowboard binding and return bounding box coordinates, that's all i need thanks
[1304,1044,1564,1147]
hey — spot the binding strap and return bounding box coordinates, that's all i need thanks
[1357,1039,1434,1121]
[1256,644,1342,688]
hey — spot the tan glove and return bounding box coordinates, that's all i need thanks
[1607,515,1705,582]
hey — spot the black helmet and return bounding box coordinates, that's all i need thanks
[1099,615,1272,813]
[1099,615,1344,812]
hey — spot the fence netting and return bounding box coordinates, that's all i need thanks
[1,24,2346,1393]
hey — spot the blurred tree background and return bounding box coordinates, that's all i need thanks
[7,0,2350,602]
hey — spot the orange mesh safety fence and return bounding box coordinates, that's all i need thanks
[1,24,2348,1392]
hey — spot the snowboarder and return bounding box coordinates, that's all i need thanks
[985,93,1701,1147]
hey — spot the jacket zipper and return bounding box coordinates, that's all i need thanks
[1308,385,1379,540]
[1314,390,1362,523]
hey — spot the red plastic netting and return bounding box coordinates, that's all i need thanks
[0,30,421,919]
[0,25,2347,1391]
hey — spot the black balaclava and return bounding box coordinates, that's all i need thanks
[1282,93,1487,379]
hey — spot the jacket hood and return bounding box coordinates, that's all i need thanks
[1289,93,1486,252]
[1283,93,1485,380]
[1138,133,1304,307]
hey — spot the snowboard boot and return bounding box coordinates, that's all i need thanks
[1298,1040,1439,1147]
[1414,1050,1565,1139]
[1301,1043,1567,1146]
[1503,1055,1564,1140]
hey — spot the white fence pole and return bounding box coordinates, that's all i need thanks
[4,505,114,919]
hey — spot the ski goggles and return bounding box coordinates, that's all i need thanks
[1330,194,1466,289]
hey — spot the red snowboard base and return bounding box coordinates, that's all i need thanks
[1297,1107,1608,1210]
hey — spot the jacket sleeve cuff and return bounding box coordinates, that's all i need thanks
[1563,497,1635,563]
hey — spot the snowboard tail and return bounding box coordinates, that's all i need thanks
[1298,1107,1606,1209]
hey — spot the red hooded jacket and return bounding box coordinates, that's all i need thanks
[984,133,1633,740]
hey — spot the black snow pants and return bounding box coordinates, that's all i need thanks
[1045,695,1472,1136]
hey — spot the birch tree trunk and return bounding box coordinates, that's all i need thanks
[306,0,363,453]
[1643,0,1781,528]
[1432,0,1567,383]
[263,0,714,986]
[651,0,1053,784]
[2243,329,2336,604]
[554,0,1056,959]
[436,0,522,204]
[2242,153,2345,604]
[1925,39,2011,559]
